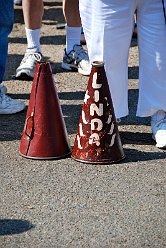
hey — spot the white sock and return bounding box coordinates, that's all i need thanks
[65,26,81,53]
[25,27,41,53]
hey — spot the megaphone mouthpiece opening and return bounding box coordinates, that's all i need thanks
[92,61,104,67]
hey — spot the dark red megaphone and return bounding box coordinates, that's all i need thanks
[19,62,71,159]
[72,61,125,164]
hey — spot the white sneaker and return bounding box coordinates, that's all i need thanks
[0,93,25,114]
[61,45,91,76]
[14,0,22,5]
[15,50,42,79]
[151,110,166,148]
[0,84,7,94]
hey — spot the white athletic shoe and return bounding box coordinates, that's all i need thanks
[61,45,91,76]
[0,93,25,114]
[16,50,42,79]
[14,0,22,5]
[0,84,7,94]
[151,110,166,148]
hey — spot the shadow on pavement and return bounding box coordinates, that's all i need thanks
[121,148,166,163]
[0,110,26,141]
[128,66,139,79]
[8,35,66,46]
[58,91,85,100]
[120,131,152,145]
[43,7,65,25]
[0,219,34,236]
[14,8,24,25]
[43,1,62,7]
[130,38,138,47]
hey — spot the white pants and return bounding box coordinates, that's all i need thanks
[79,0,166,118]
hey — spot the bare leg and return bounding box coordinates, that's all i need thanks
[15,0,44,78]
[61,0,90,75]
[62,0,82,53]
[23,0,44,29]
[22,0,44,52]
[63,0,81,27]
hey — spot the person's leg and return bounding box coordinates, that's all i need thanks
[23,0,43,52]
[15,0,44,79]
[0,0,25,114]
[137,0,166,117]
[80,0,136,118]
[0,0,14,95]
[137,0,166,148]
[63,0,81,52]
[0,0,14,83]
[63,0,81,27]
[61,0,91,76]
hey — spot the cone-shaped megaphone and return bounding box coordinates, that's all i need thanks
[19,62,71,159]
[72,61,125,164]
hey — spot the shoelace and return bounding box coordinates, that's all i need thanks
[152,116,166,130]
[73,46,89,62]
[21,52,42,65]
[154,117,166,128]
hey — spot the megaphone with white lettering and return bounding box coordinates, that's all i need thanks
[72,61,125,164]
